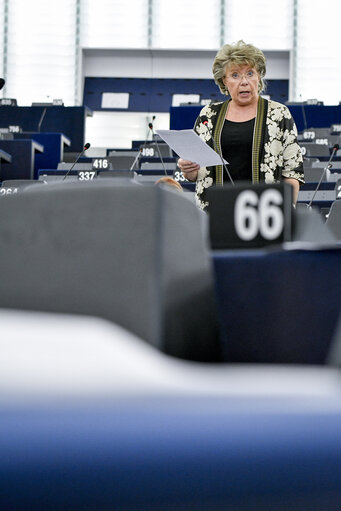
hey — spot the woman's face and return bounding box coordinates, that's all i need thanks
[223,64,260,107]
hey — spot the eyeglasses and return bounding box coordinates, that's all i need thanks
[226,70,258,81]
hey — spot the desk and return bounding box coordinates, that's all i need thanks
[14,133,70,179]
[0,140,43,180]
[0,106,92,152]
[213,247,341,364]
[0,149,12,183]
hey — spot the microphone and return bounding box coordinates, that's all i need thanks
[149,119,167,176]
[201,115,234,185]
[306,143,339,209]
[0,78,5,91]
[62,142,91,181]
[139,115,155,156]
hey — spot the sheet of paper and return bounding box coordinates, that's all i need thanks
[156,129,228,167]
[101,92,129,109]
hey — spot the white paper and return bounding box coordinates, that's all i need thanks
[156,129,228,167]
[171,94,200,107]
[101,92,129,109]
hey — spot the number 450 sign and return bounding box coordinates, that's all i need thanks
[208,183,293,249]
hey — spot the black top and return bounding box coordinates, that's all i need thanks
[221,118,255,182]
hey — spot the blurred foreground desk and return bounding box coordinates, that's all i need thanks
[1,310,341,511]
[2,397,341,511]
[213,246,341,364]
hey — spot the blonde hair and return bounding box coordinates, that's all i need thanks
[212,40,267,95]
[155,176,183,191]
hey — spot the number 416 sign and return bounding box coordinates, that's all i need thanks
[208,183,293,249]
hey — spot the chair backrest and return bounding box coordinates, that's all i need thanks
[325,200,341,240]
[0,181,221,361]
[292,206,336,243]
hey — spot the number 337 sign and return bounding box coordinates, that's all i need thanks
[207,183,293,249]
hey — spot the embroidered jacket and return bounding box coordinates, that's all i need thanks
[193,97,304,210]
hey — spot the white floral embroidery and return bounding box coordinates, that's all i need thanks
[270,108,284,122]
[264,171,275,183]
[283,108,292,120]
[268,122,280,139]
[195,196,208,210]
[263,101,304,180]
[282,170,304,181]
[269,139,282,156]
[196,176,213,195]
[205,108,216,119]
[284,143,301,161]
[196,123,211,142]
[283,130,296,145]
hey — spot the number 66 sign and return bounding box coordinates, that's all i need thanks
[207,183,293,249]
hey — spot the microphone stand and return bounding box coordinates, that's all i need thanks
[62,143,90,181]
[136,118,154,169]
[306,144,339,209]
[130,147,143,171]
[149,122,167,176]
[140,122,153,154]
[37,107,47,132]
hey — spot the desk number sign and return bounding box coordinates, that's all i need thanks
[208,183,293,249]
[0,187,18,196]
[92,158,110,170]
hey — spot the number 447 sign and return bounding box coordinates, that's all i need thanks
[208,183,293,249]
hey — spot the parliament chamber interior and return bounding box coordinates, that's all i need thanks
[1,2,341,509]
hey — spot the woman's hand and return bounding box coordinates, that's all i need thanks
[283,177,300,204]
[177,159,200,181]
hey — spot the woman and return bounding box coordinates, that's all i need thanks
[177,40,304,210]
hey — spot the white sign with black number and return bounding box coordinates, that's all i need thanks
[208,183,293,249]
